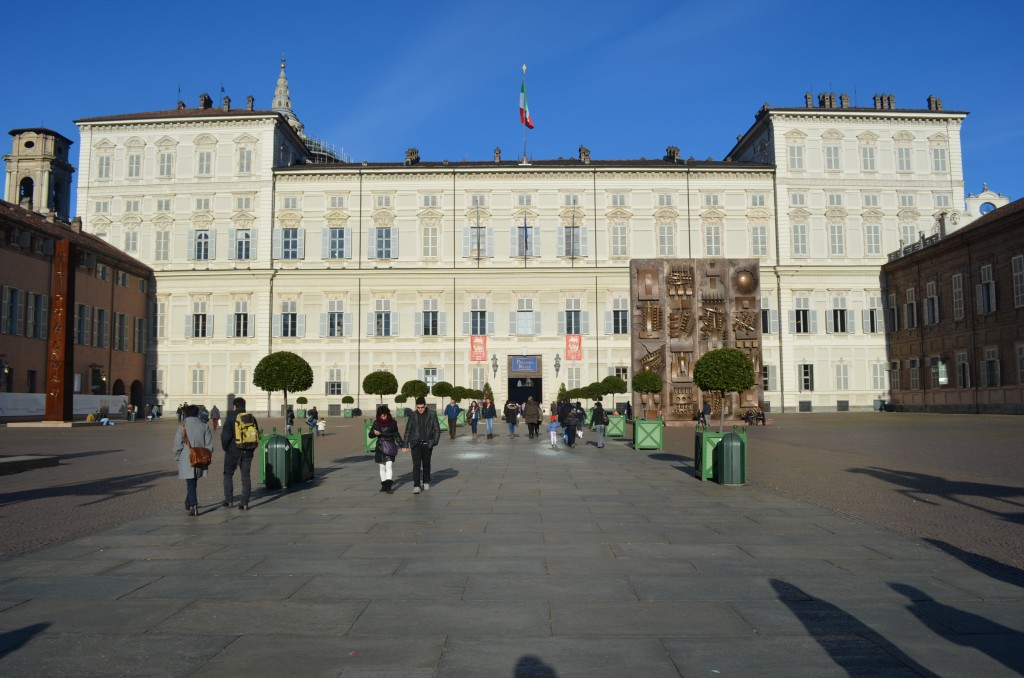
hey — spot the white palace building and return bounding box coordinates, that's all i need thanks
[66,60,1006,415]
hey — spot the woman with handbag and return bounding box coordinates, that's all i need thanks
[368,404,404,493]
[173,404,214,516]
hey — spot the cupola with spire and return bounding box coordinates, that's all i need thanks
[272,55,305,136]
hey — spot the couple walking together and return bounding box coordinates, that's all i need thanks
[369,397,441,494]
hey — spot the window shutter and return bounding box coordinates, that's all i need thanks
[486,312,495,335]
[976,284,984,313]
[767,365,777,391]
[462,311,470,335]
[391,311,400,336]
[846,310,856,333]
[39,296,49,338]
[809,311,819,333]
[321,228,330,259]
[826,310,835,333]
[769,310,779,334]
[208,229,217,259]
[0,286,8,333]
[581,311,590,335]
[414,311,423,336]
[534,311,542,335]
[486,227,495,257]
[296,230,305,259]
[439,312,447,336]
[227,315,235,338]
[509,227,517,258]
[247,314,255,337]
[249,230,258,260]
[531,229,540,256]
[580,227,589,256]
[342,228,351,259]
[462,227,471,257]
[366,312,374,336]
[556,226,565,256]
[228,229,237,260]
[788,310,796,334]
[185,315,193,338]
[862,309,871,333]
[297,314,305,337]
[557,311,566,335]
[272,314,281,338]
[208,315,214,337]
[391,230,399,259]
[367,228,377,259]
[509,311,517,335]
[605,310,612,335]
[319,312,327,338]
[272,230,282,259]
[186,230,196,260]
[343,312,352,337]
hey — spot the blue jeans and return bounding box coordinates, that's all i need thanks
[485,418,494,435]
[507,421,516,436]
[185,476,198,507]
[595,424,605,447]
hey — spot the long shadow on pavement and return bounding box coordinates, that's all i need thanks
[0,623,50,660]
[923,539,1024,588]
[891,583,1024,676]
[0,470,175,508]
[847,467,1024,523]
[770,579,941,677]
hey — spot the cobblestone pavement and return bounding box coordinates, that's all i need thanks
[1,412,1022,572]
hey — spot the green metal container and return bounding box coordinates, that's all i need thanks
[633,417,664,450]
[694,426,725,481]
[714,429,747,485]
[363,419,377,452]
[436,412,449,431]
[456,410,467,426]
[606,414,626,437]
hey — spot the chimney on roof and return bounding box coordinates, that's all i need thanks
[494,147,501,163]
[222,96,231,112]
[805,92,813,108]
[927,95,943,111]
[70,216,82,233]
[818,92,837,109]
[840,93,850,109]
[246,96,254,111]
[873,94,881,110]
[665,146,680,161]
[887,94,895,109]
[404,148,420,165]
[579,145,591,164]
[198,93,213,109]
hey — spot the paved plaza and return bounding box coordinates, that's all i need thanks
[0,413,1022,676]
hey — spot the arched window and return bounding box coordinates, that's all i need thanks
[195,231,210,260]
[19,177,34,208]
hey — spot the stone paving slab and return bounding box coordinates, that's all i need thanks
[1,425,1023,676]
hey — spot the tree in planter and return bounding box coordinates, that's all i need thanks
[394,394,409,417]
[632,369,664,420]
[363,371,398,405]
[432,381,453,406]
[692,347,756,432]
[401,379,430,401]
[450,386,469,403]
[252,351,314,416]
[557,382,568,403]
[602,375,628,410]
[342,395,355,405]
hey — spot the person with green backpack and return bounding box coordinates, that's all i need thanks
[221,397,260,511]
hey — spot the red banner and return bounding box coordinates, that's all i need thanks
[470,335,487,362]
[565,334,582,361]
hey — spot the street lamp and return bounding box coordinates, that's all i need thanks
[491,354,499,377]
[554,353,561,377]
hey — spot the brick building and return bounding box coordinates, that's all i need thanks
[881,198,1024,413]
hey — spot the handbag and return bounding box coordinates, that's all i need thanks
[182,426,213,468]
[379,439,398,457]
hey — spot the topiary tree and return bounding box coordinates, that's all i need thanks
[451,386,469,403]
[586,381,606,402]
[342,395,355,404]
[395,394,408,403]
[432,381,453,404]
[693,347,756,431]
[557,382,568,403]
[296,396,308,405]
[401,379,430,400]
[632,369,664,420]
[482,381,494,401]
[602,375,628,407]
[252,351,314,415]
[363,371,399,404]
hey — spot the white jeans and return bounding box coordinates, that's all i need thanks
[378,460,393,481]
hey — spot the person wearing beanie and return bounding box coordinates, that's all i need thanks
[369,404,403,493]
[547,415,561,449]
[402,397,441,494]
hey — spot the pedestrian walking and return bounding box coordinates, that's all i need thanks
[221,397,258,511]
[503,399,519,438]
[592,401,609,448]
[306,406,319,434]
[443,398,461,439]
[369,404,403,493]
[481,396,497,440]
[522,395,542,439]
[467,400,480,442]
[402,397,441,494]
[209,405,221,431]
[173,404,213,517]
[699,401,711,427]
[547,415,560,448]
[564,407,579,448]
[286,406,295,434]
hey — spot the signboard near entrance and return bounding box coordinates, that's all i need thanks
[510,356,538,373]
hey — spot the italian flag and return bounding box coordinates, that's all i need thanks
[520,80,534,129]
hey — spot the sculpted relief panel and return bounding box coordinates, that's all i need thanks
[631,259,762,425]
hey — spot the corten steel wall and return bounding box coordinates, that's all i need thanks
[882,199,1024,414]
[631,258,762,425]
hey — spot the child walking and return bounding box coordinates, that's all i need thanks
[547,415,560,449]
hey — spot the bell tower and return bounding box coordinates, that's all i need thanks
[4,128,75,221]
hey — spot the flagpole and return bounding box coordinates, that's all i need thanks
[521,64,528,165]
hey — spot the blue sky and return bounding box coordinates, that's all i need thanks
[5,0,1021,211]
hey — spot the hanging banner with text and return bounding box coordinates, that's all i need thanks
[470,335,487,362]
[565,334,583,361]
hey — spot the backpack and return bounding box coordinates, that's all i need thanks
[234,412,260,451]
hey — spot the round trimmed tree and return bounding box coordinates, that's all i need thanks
[693,347,756,431]
[363,371,399,404]
[632,369,663,419]
[252,351,314,415]
[401,380,430,400]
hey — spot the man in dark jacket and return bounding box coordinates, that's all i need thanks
[403,397,441,494]
[592,402,609,448]
[221,397,258,510]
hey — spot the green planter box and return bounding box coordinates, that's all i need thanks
[694,427,724,481]
[363,419,377,452]
[633,417,664,450]
[344,408,353,418]
[258,428,315,486]
[436,412,449,431]
[694,425,748,483]
[456,410,467,426]
[606,414,626,437]
[297,408,306,418]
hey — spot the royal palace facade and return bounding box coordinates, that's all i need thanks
[61,62,997,415]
